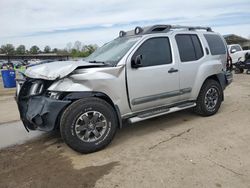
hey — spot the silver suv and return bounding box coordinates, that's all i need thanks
[16,25,233,153]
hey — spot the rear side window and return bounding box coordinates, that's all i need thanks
[175,34,204,62]
[204,34,226,55]
[133,37,172,67]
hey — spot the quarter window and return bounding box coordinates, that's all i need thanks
[175,34,204,62]
[133,37,172,67]
[204,34,226,55]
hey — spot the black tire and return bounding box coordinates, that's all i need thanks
[239,68,244,73]
[60,97,118,153]
[194,79,223,116]
[234,67,241,74]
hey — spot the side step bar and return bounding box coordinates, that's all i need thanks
[128,102,196,124]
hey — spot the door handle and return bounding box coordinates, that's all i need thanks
[168,68,178,73]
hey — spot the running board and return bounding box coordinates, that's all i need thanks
[128,102,196,124]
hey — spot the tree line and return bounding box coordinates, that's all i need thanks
[0,41,98,57]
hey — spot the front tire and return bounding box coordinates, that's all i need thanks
[60,97,118,153]
[194,79,223,116]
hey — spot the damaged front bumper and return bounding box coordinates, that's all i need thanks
[16,79,70,131]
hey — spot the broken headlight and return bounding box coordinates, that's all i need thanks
[29,80,44,96]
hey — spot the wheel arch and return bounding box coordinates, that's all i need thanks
[200,74,225,101]
[62,91,123,129]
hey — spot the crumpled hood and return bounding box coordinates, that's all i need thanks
[24,60,104,80]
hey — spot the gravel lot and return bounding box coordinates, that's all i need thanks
[0,73,250,188]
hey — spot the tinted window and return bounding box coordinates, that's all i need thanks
[191,35,204,59]
[175,34,204,62]
[204,34,226,55]
[133,37,172,67]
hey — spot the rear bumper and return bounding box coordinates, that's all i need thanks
[17,96,70,131]
[225,71,233,86]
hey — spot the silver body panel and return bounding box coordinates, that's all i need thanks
[22,30,228,118]
[24,61,103,80]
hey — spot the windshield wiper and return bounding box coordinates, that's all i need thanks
[88,60,106,64]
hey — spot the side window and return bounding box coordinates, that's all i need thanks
[191,35,204,59]
[133,37,172,67]
[175,34,204,62]
[204,34,226,55]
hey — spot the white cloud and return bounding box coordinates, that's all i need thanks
[0,0,249,48]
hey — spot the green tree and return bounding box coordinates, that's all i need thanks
[44,45,51,53]
[29,45,40,54]
[52,48,58,53]
[73,41,82,51]
[16,45,26,55]
[85,44,97,54]
[0,44,15,55]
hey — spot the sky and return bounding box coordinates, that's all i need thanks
[0,0,250,49]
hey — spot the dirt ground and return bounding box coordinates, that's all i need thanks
[0,73,250,188]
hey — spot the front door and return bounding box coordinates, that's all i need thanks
[126,37,180,112]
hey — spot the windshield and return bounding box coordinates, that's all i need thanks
[85,36,141,66]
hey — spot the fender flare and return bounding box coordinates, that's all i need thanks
[63,91,123,128]
[201,73,226,101]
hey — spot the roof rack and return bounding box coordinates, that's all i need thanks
[170,25,212,32]
[119,24,212,37]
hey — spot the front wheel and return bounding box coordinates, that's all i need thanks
[60,97,118,153]
[194,79,223,116]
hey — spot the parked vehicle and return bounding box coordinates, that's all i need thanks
[228,44,250,64]
[16,25,232,153]
[234,54,250,74]
[12,60,24,69]
[27,59,40,66]
[26,59,54,67]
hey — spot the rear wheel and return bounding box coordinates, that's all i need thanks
[235,67,244,74]
[194,79,223,116]
[60,97,118,153]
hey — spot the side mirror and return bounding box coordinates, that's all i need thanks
[231,49,236,53]
[131,55,143,68]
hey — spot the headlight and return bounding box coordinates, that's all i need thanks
[29,80,44,96]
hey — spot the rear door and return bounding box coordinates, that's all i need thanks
[174,33,205,101]
[126,36,180,112]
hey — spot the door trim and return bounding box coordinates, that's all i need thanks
[131,87,192,105]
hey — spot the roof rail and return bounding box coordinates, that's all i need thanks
[170,25,212,32]
[119,24,212,37]
[144,24,212,33]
